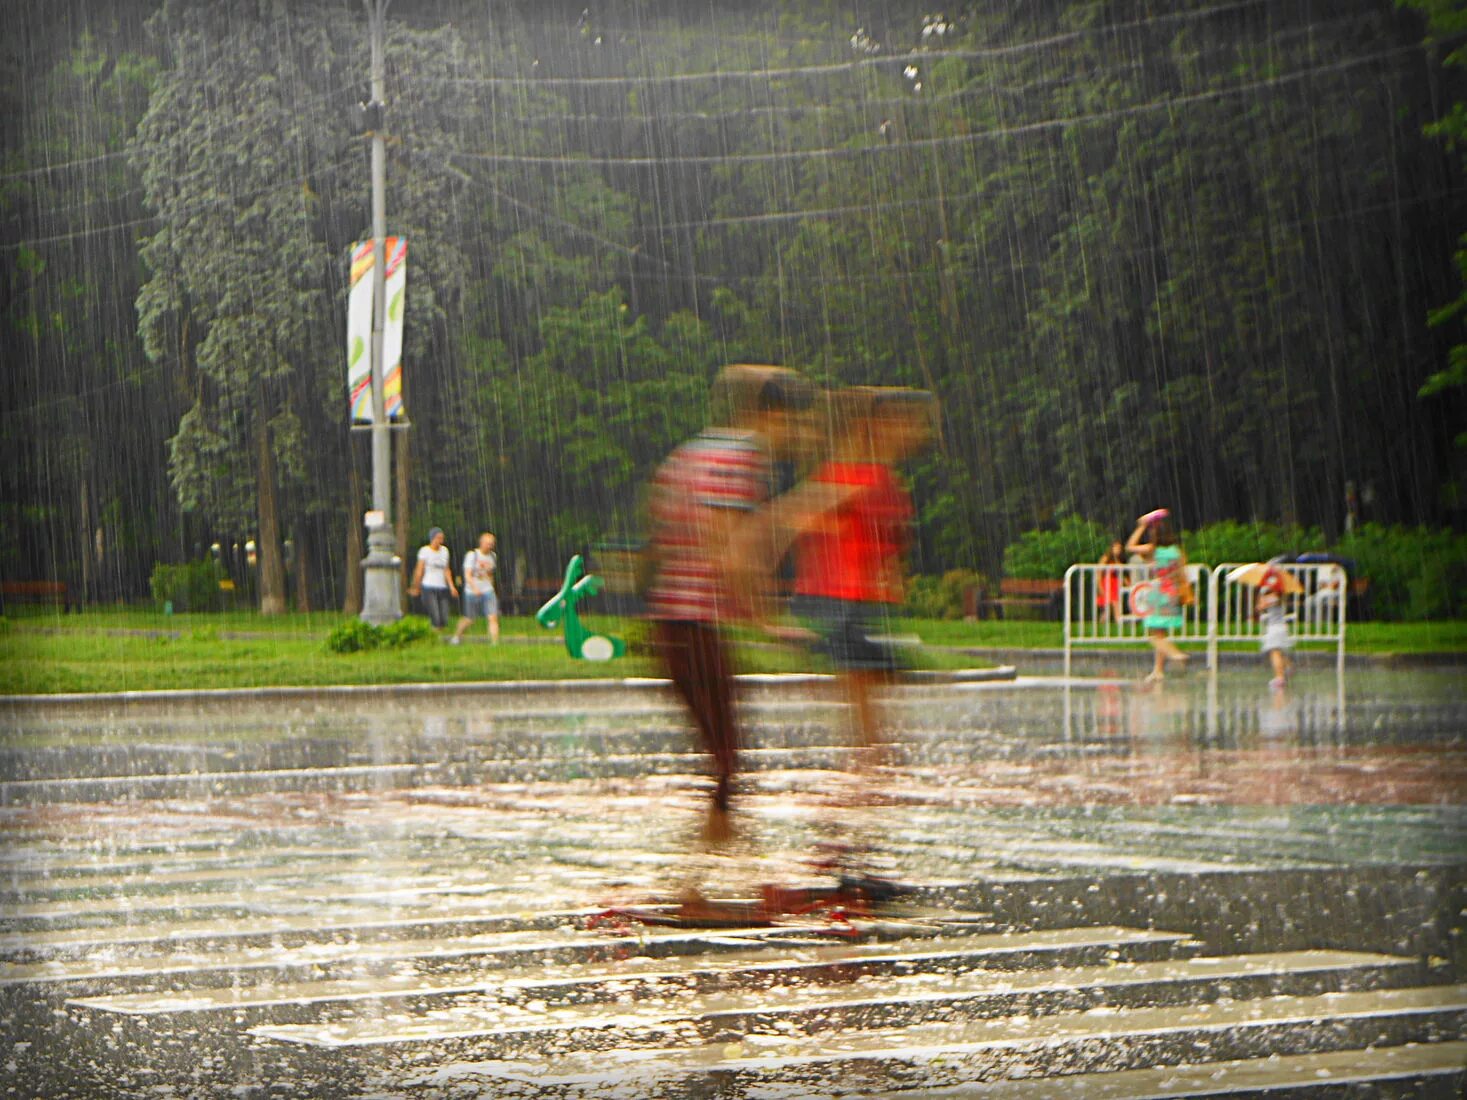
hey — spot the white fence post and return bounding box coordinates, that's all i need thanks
[1208,561,1348,660]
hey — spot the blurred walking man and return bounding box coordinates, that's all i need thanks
[645,365,815,848]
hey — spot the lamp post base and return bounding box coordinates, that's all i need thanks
[360,523,403,625]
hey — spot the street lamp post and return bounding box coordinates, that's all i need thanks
[359,0,402,625]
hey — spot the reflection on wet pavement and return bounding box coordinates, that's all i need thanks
[0,668,1463,1096]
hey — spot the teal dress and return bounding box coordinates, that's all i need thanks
[1144,544,1185,632]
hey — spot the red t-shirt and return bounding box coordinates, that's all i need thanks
[794,462,912,604]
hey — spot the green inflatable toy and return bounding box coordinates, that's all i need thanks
[536,554,626,661]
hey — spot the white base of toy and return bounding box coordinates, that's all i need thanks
[580,635,616,661]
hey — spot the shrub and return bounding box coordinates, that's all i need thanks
[1002,516,1111,579]
[903,574,945,619]
[1181,521,1324,569]
[149,559,226,612]
[326,618,380,653]
[378,617,437,648]
[903,569,988,619]
[1336,523,1467,621]
[326,616,439,654]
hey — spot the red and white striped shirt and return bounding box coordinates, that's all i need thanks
[646,429,770,623]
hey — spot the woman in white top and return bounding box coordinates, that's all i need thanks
[408,527,458,629]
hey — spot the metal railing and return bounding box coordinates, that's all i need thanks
[1206,562,1347,679]
[1062,561,1347,677]
[1062,562,1210,677]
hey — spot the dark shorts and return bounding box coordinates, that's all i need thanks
[419,587,453,628]
[792,596,903,672]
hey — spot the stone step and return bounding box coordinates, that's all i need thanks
[248,949,1426,1059]
[10,923,1184,1001]
[0,848,533,904]
[849,1039,1467,1098]
[65,924,1197,1028]
[360,983,1467,1098]
[0,845,366,889]
[0,878,518,933]
[0,908,602,964]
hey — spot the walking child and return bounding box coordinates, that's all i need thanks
[1257,566,1295,690]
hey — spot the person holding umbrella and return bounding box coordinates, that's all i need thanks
[1228,560,1304,689]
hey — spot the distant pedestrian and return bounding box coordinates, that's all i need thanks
[452,532,499,645]
[1125,509,1192,683]
[1257,566,1295,690]
[408,527,457,630]
[1097,539,1126,624]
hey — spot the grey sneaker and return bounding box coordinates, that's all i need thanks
[447,636,461,646]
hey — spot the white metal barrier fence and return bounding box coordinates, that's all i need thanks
[1063,561,1347,675]
[1206,562,1347,678]
[1062,563,1211,677]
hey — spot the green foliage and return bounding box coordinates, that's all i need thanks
[903,569,989,619]
[325,619,378,654]
[148,559,225,612]
[1402,0,1467,440]
[378,618,438,648]
[998,517,1467,620]
[1002,517,1112,579]
[1181,522,1326,569]
[325,615,438,653]
[1336,523,1467,621]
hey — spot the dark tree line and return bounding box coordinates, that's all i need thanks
[2,0,1463,611]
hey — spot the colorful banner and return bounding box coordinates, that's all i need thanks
[346,236,407,422]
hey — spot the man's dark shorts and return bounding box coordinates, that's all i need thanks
[792,596,903,672]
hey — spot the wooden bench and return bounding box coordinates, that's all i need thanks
[977,577,1063,620]
[0,580,70,612]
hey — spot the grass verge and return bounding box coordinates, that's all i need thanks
[0,608,981,695]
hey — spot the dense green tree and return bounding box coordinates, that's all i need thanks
[128,0,473,612]
[3,0,1460,608]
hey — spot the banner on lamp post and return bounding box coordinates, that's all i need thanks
[346,236,407,423]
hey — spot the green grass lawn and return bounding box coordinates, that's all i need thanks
[1,607,1460,695]
[0,607,976,694]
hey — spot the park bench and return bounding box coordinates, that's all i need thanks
[0,580,70,612]
[977,577,1063,620]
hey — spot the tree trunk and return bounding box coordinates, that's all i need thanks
[255,410,288,616]
[294,526,312,613]
[395,427,411,612]
[78,474,92,604]
[342,458,364,616]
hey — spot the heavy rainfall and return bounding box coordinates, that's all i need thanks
[1,1,1466,1097]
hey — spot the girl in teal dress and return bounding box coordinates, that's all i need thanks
[1125,510,1191,683]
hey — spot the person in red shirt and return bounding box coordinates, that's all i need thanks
[790,387,936,768]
